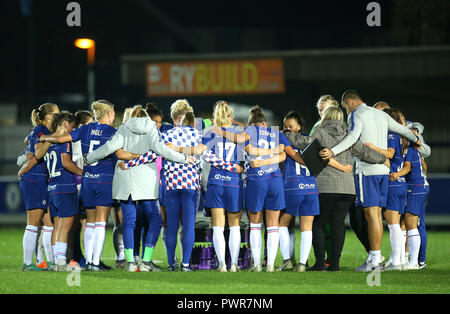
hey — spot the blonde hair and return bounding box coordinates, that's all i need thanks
[122,107,133,124]
[91,99,114,121]
[180,111,196,128]
[213,100,233,127]
[31,103,58,127]
[130,105,149,118]
[316,95,339,110]
[170,99,193,121]
[320,106,344,125]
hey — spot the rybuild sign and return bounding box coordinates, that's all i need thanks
[146,59,285,97]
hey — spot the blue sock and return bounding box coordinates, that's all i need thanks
[120,199,136,253]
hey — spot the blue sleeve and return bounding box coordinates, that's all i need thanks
[244,126,256,147]
[406,147,418,163]
[279,132,291,148]
[70,125,84,142]
[202,131,215,146]
[387,133,397,150]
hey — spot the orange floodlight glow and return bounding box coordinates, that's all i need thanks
[74,38,95,49]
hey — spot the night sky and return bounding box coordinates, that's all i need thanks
[1,0,449,119]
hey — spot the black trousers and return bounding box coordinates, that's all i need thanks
[349,202,371,253]
[312,193,355,268]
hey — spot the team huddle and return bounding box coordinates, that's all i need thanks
[17,90,430,274]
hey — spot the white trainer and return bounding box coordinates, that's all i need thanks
[230,264,240,272]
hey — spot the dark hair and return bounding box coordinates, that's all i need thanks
[74,110,93,127]
[51,111,75,132]
[384,108,407,154]
[248,105,267,125]
[383,108,403,125]
[284,111,305,128]
[341,90,362,104]
[146,102,163,119]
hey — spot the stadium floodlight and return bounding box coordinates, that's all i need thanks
[74,38,95,105]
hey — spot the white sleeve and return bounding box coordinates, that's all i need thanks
[387,116,418,143]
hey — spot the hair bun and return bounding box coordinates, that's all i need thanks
[250,105,261,114]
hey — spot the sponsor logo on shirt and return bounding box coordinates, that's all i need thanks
[257,167,276,176]
[215,174,232,181]
[84,172,100,179]
[298,183,316,189]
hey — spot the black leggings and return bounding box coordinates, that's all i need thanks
[349,203,371,253]
[312,193,355,268]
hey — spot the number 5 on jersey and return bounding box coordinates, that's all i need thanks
[89,140,100,166]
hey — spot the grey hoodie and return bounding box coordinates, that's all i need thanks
[86,117,188,201]
[286,119,386,195]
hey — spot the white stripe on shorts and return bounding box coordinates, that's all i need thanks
[359,173,364,204]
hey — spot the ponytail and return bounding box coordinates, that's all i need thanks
[180,111,195,128]
[248,105,267,125]
[130,104,149,118]
[213,100,233,127]
[170,99,193,121]
[31,109,40,127]
[30,103,58,127]
[91,99,114,121]
[146,102,163,119]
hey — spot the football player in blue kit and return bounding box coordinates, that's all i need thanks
[277,113,319,273]
[40,100,139,271]
[212,105,304,272]
[19,103,60,271]
[201,101,246,272]
[44,112,83,271]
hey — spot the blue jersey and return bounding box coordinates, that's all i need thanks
[244,126,288,180]
[203,127,244,187]
[387,132,407,188]
[23,125,50,181]
[70,122,117,182]
[45,142,77,195]
[405,146,426,193]
[282,137,318,195]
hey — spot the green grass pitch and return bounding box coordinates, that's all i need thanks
[1,227,449,294]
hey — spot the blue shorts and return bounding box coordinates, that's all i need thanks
[205,184,243,213]
[285,193,320,217]
[406,192,427,216]
[81,179,114,209]
[354,174,388,208]
[19,178,48,210]
[49,193,79,218]
[386,185,407,214]
[244,175,285,212]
